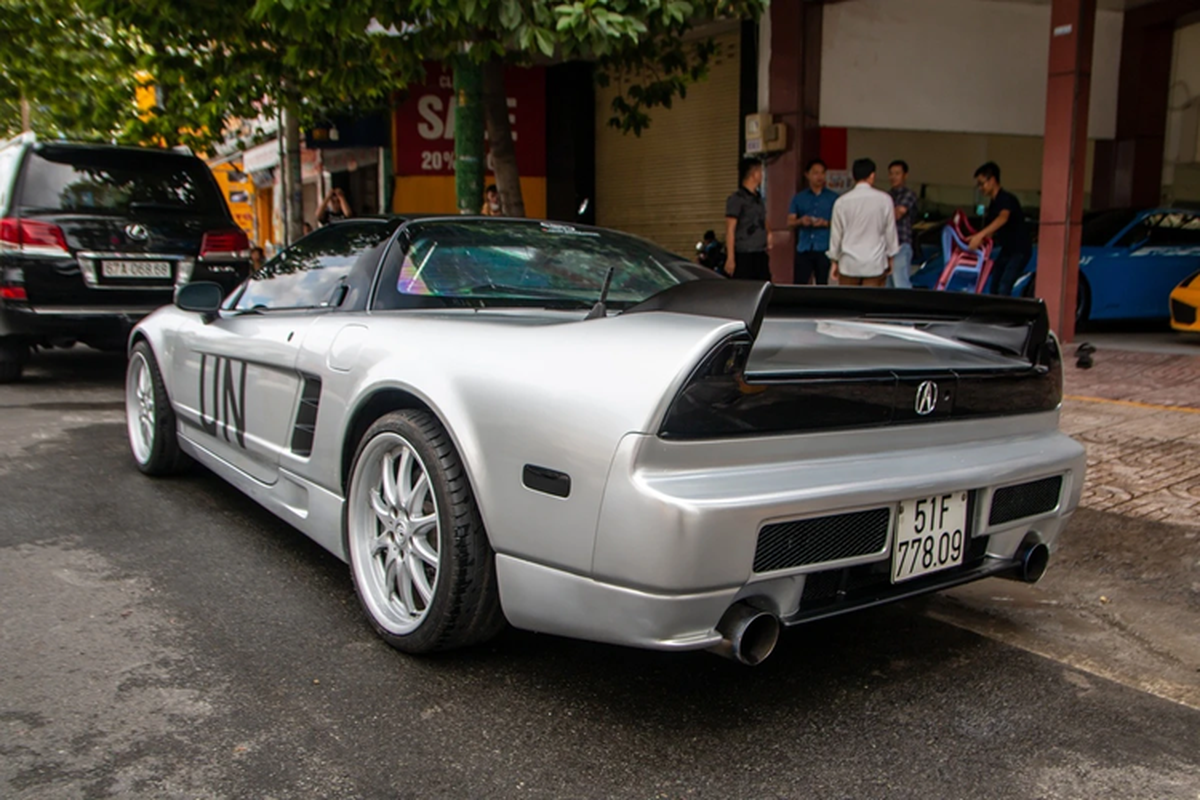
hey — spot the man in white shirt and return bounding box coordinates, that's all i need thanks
[827,158,900,287]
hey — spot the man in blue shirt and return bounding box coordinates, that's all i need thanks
[787,159,838,285]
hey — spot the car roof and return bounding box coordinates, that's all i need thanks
[32,141,201,161]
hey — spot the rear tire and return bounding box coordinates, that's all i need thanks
[126,341,192,476]
[346,409,506,654]
[0,339,28,383]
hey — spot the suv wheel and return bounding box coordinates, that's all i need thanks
[0,339,28,383]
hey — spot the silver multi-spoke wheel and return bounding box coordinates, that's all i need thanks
[126,350,156,465]
[349,432,442,635]
[125,341,190,476]
[347,410,505,652]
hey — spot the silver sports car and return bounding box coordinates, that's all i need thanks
[125,217,1085,665]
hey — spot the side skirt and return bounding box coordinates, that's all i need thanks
[179,433,348,562]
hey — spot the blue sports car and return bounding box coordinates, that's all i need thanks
[911,208,1200,324]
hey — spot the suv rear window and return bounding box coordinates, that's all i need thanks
[17,147,225,216]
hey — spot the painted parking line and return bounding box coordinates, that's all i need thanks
[1064,394,1200,415]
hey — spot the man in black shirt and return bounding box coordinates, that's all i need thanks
[969,162,1031,296]
[723,158,771,280]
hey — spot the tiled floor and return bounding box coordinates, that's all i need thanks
[1062,348,1200,529]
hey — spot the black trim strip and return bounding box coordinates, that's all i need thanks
[522,464,571,498]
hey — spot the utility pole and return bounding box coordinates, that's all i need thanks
[454,55,484,215]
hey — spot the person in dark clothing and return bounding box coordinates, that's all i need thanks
[724,158,771,281]
[969,162,1031,297]
[697,229,726,272]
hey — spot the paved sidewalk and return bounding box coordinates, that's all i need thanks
[932,340,1200,709]
[1062,346,1200,530]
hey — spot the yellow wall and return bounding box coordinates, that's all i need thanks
[392,175,547,218]
[210,161,254,234]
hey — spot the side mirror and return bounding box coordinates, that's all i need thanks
[175,281,223,322]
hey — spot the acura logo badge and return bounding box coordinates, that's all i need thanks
[915,380,938,416]
[125,223,149,241]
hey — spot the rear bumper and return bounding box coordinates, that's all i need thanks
[496,412,1086,650]
[0,304,159,339]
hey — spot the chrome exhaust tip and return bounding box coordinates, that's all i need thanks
[999,537,1050,584]
[1019,541,1050,583]
[708,603,780,666]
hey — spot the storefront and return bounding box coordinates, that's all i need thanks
[593,28,743,258]
[391,63,547,217]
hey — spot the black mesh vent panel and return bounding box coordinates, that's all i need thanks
[989,476,1063,526]
[754,508,890,573]
[1172,298,1196,326]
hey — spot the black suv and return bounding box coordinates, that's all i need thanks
[0,135,251,381]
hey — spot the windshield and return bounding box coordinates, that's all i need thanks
[1081,209,1139,247]
[373,220,691,310]
[17,147,226,216]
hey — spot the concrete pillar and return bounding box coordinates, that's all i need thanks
[1091,0,1196,209]
[763,1,822,284]
[1036,0,1096,343]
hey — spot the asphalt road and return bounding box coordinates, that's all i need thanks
[2,349,1198,800]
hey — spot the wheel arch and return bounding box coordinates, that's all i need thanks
[340,387,447,493]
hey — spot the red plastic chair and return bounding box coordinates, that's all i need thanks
[936,210,994,293]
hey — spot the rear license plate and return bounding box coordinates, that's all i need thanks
[891,492,969,583]
[102,260,171,279]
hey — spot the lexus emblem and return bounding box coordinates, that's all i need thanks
[125,223,149,242]
[915,380,939,416]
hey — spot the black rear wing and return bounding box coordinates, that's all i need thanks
[624,281,1051,363]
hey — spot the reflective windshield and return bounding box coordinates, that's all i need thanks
[373,220,691,310]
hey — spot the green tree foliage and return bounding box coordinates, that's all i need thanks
[0,0,144,141]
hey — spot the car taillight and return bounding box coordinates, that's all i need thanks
[0,286,27,301]
[200,229,250,259]
[0,217,69,255]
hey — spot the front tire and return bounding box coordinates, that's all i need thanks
[126,341,192,475]
[346,410,505,654]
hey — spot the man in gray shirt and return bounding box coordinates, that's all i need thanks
[723,158,771,280]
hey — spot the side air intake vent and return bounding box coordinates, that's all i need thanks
[290,376,322,456]
[753,508,890,573]
[988,475,1063,525]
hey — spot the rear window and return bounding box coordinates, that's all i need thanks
[17,147,226,216]
[373,221,686,311]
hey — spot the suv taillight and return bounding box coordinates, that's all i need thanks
[200,229,250,259]
[0,218,69,255]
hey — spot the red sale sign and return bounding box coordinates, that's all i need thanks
[394,63,546,178]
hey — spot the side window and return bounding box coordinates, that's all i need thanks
[1147,213,1200,248]
[234,222,390,311]
[0,146,22,214]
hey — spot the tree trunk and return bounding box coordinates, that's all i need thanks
[19,93,31,132]
[453,55,484,215]
[282,108,304,244]
[482,61,525,217]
